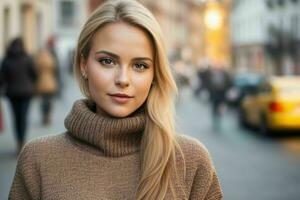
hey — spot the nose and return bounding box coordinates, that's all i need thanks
[115,67,129,88]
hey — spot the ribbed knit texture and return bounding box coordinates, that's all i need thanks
[9,99,223,200]
[65,99,145,157]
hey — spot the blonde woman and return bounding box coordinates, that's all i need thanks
[9,0,222,199]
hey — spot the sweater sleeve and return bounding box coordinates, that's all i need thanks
[9,142,41,200]
[189,164,223,200]
[204,170,223,200]
[187,140,223,200]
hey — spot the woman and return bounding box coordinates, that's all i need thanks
[35,48,58,125]
[0,38,37,154]
[9,0,222,199]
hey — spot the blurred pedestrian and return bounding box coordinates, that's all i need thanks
[47,36,63,98]
[207,64,231,130]
[194,66,209,98]
[67,48,75,75]
[0,38,37,153]
[35,48,58,125]
[9,1,222,199]
[0,99,3,132]
[194,67,203,97]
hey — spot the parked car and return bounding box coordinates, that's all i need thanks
[226,73,263,106]
[239,76,300,135]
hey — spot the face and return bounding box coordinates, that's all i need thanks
[81,22,154,118]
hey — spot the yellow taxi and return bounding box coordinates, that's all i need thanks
[239,76,300,135]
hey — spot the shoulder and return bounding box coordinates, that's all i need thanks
[23,133,66,147]
[175,135,223,199]
[20,133,68,159]
[15,134,67,175]
[176,134,210,159]
[175,134,213,170]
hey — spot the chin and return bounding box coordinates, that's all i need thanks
[107,109,134,118]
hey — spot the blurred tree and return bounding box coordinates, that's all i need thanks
[265,25,300,75]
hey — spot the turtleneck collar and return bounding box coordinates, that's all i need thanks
[65,99,146,157]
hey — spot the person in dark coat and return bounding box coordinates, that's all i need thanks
[207,64,231,130]
[0,38,37,153]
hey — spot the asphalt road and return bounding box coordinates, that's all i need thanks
[177,87,300,200]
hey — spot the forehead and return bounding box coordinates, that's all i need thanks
[90,22,154,58]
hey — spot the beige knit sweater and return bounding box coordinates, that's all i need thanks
[9,99,223,200]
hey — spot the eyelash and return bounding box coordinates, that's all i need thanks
[133,63,149,71]
[97,57,149,71]
[98,58,115,66]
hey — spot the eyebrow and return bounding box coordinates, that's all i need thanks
[95,50,153,63]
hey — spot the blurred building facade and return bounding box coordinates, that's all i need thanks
[0,0,88,70]
[139,0,188,62]
[266,0,300,75]
[141,0,232,68]
[0,0,53,58]
[192,0,231,67]
[52,0,88,70]
[231,0,300,75]
[88,0,105,12]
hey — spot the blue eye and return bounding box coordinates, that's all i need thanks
[99,58,115,65]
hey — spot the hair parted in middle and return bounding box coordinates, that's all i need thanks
[73,0,186,199]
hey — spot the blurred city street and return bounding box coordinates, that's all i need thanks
[0,75,300,200]
[1,0,300,199]
[177,87,300,200]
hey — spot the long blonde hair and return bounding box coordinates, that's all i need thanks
[74,0,182,199]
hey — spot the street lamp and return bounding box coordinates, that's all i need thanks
[202,2,228,66]
[204,8,222,30]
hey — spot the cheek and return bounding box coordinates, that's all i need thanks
[134,75,153,99]
[87,64,113,94]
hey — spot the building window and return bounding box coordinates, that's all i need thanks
[278,0,284,6]
[291,15,299,38]
[60,1,75,26]
[266,0,274,9]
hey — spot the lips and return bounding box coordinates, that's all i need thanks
[108,93,133,104]
[109,93,133,98]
